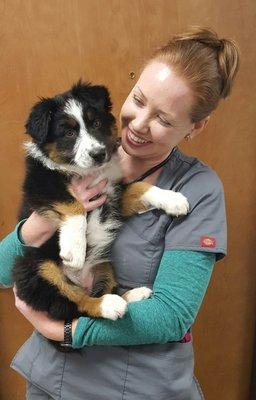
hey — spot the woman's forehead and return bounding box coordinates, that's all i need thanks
[134,61,193,117]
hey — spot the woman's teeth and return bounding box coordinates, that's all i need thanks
[128,130,150,144]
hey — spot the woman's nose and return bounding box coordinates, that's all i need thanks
[132,113,150,133]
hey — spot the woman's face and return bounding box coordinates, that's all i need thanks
[120,61,195,161]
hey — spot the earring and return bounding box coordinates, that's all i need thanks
[185,134,191,141]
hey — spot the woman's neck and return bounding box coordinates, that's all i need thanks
[118,146,173,183]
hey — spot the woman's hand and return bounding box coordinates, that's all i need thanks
[71,174,108,212]
[20,176,107,247]
[13,285,80,342]
[21,211,58,247]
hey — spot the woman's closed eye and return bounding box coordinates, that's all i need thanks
[157,115,172,127]
[133,94,144,106]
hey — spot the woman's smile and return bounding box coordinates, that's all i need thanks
[125,127,152,148]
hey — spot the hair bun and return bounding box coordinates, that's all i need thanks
[174,27,240,98]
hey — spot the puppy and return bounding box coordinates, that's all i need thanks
[13,81,189,324]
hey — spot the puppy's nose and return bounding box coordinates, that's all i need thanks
[89,149,106,164]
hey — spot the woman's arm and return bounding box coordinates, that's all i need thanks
[0,176,108,288]
[13,251,215,345]
[0,213,57,287]
[72,250,215,348]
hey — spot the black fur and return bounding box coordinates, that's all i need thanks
[13,81,124,327]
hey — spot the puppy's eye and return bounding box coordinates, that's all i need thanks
[65,130,76,137]
[93,120,101,128]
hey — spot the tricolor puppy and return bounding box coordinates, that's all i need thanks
[13,81,189,324]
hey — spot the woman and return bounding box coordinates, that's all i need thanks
[0,27,239,399]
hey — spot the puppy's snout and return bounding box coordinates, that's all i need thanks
[89,149,107,164]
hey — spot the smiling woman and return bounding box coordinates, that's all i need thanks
[0,27,240,400]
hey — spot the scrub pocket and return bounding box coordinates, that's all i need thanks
[121,341,196,400]
[11,331,66,400]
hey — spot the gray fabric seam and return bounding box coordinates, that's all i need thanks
[28,342,42,379]
[193,375,205,399]
[121,347,131,400]
[58,352,67,400]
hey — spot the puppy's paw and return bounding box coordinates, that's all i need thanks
[160,191,189,216]
[142,187,189,217]
[123,287,153,303]
[100,294,128,320]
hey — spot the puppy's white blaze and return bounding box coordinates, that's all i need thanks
[59,214,87,270]
[100,294,127,320]
[64,99,105,168]
[124,287,153,303]
[64,99,85,131]
[141,187,189,216]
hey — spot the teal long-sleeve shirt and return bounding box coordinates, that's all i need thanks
[0,222,215,348]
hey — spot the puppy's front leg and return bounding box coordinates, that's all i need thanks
[122,182,189,217]
[54,201,87,270]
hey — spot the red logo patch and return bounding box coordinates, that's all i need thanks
[200,236,216,248]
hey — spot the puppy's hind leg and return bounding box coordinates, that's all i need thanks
[40,261,127,320]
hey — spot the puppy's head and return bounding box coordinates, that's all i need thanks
[25,81,118,171]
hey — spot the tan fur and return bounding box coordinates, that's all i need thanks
[92,262,117,295]
[122,181,153,216]
[122,290,132,302]
[39,261,115,317]
[44,143,65,164]
[53,200,85,220]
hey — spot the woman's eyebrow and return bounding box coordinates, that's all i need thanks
[135,86,146,99]
[135,85,176,123]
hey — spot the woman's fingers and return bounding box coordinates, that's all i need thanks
[71,177,108,201]
[85,194,107,212]
[71,175,108,211]
[83,179,108,202]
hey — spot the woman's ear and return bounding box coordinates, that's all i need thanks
[190,116,210,139]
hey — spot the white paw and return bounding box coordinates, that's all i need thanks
[142,187,189,217]
[125,287,153,303]
[160,191,189,216]
[59,215,87,270]
[100,294,128,320]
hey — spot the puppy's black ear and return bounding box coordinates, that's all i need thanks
[25,97,58,145]
[71,80,113,112]
[88,85,113,112]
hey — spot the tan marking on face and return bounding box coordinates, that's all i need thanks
[39,261,114,317]
[122,182,153,216]
[67,117,79,128]
[44,143,65,164]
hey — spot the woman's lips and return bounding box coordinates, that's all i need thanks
[125,128,152,148]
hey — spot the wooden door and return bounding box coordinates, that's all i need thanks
[0,1,255,399]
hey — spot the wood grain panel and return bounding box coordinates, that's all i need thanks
[0,1,255,399]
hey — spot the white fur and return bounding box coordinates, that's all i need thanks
[25,142,123,182]
[100,294,127,320]
[124,287,153,303]
[64,99,106,169]
[59,214,87,270]
[141,187,189,216]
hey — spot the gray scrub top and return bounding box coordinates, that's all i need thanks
[11,148,227,400]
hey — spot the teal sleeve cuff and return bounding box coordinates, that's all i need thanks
[0,219,29,287]
[72,250,215,349]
